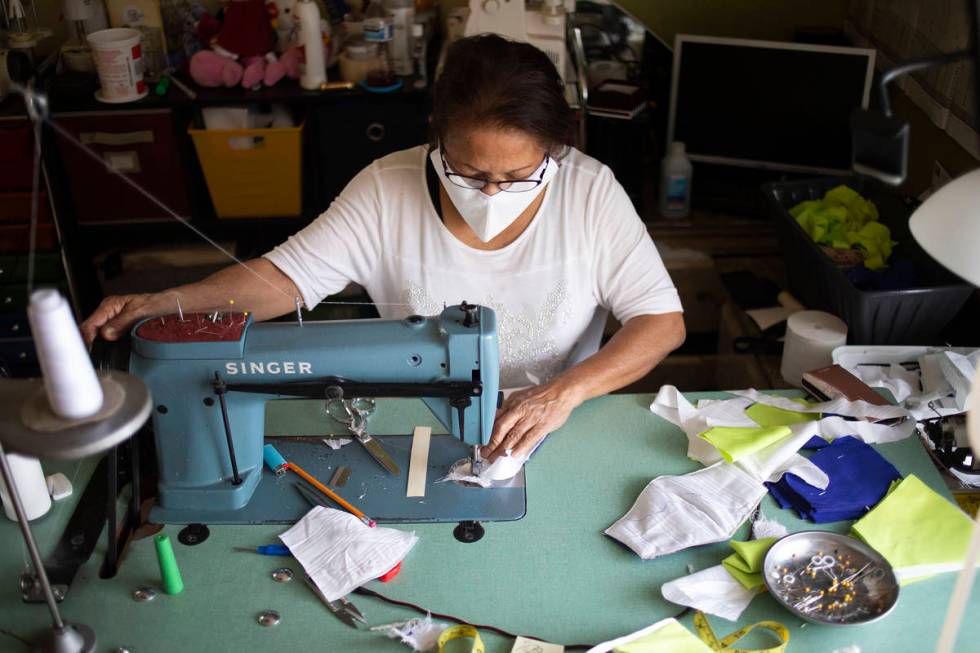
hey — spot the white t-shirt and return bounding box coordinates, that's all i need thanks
[264,146,682,389]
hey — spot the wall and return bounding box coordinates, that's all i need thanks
[614,0,848,47]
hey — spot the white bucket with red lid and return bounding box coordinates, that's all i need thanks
[87,28,147,103]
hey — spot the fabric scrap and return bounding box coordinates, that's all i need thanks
[661,565,761,622]
[371,615,448,652]
[722,538,776,589]
[586,617,712,653]
[279,506,417,602]
[700,426,792,463]
[766,436,902,523]
[852,475,978,583]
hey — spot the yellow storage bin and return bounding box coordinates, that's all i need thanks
[189,122,303,218]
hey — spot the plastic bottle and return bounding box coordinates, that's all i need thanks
[296,0,326,90]
[384,0,414,76]
[411,23,426,88]
[363,15,396,87]
[659,141,693,219]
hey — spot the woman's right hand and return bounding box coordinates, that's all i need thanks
[80,293,163,345]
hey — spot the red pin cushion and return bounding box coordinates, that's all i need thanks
[378,562,401,583]
[136,313,248,343]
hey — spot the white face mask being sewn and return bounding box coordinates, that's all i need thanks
[430,147,557,243]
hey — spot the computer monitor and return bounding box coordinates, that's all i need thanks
[667,35,876,175]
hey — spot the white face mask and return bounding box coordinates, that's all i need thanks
[429,147,558,243]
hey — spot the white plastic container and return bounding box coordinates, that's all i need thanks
[384,0,414,76]
[296,0,326,90]
[0,454,51,522]
[659,141,693,219]
[87,27,147,103]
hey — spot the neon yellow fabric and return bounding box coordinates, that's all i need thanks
[745,403,818,427]
[851,475,975,584]
[722,538,777,589]
[790,185,895,270]
[613,620,713,653]
[699,426,792,463]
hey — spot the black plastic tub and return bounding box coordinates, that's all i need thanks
[763,177,973,345]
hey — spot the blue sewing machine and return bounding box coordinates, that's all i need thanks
[126,303,525,535]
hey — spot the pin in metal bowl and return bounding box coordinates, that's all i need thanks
[763,531,899,625]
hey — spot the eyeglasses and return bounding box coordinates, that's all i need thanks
[440,149,551,193]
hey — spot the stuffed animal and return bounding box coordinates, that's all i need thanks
[189,0,302,89]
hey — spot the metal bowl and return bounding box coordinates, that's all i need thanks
[763,531,899,625]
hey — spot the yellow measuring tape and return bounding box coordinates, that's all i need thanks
[437,624,485,653]
[694,612,790,653]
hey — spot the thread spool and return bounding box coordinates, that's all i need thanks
[780,310,848,388]
[0,453,51,521]
[28,289,104,419]
[154,533,184,594]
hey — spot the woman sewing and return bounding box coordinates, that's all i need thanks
[81,34,686,463]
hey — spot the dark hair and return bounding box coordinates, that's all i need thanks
[430,34,575,157]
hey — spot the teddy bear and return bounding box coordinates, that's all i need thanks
[189,0,302,89]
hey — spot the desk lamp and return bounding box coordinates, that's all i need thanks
[848,3,979,649]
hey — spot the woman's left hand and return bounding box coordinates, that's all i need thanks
[479,380,583,463]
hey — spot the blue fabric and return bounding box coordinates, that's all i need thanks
[765,436,902,524]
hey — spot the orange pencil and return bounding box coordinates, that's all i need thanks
[287,462,376,527]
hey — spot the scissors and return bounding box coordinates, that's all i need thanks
[303,573,367,629]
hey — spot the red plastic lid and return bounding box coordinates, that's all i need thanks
[377,562,401,583]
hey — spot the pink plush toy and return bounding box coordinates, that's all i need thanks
[189,0,301,89]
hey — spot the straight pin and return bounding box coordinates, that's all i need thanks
[295,297,304,326]
[176,295,185,321]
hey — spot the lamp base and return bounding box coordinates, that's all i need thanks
[32,622,96,653]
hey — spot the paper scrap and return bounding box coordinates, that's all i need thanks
[279,506,417,602]
[323,437,353,450]
[661,565,760,622]
[407,426,432,498]
[513,636,565,653]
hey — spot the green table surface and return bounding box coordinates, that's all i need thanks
[1,393,978,653]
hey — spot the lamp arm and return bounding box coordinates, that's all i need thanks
[878,49,974,117]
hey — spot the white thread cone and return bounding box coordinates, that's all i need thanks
[28,288,104,419]
[0,454,51,521]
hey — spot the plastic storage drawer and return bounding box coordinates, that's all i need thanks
[764,177,973,345]
[189,122,303,218]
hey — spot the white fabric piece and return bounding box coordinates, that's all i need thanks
[695,397,758,427]
[604,463,766,560]
[734,423,830,488]
[323,437,353,450]
[585,618,696,653]
[279,506,418,602]
[813,415,915,443]
[649,386,722,465]
[831,647,861,653]
[849,363,920,403]
[371,615,447,652]
[940,351,979,411]
[661,564,760,621]
[730,389,909,421]
[751,512,789,540]
[264,146,682,389]
[435,453,527,487]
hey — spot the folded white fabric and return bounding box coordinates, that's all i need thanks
[279,506,418,602]
[650,386,718,465]
[585,617,712,653]
[729,388,909,422]
[661,564,760,621]
[605,463,766,560]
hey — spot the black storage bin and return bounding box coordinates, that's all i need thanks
[764,177,973,345]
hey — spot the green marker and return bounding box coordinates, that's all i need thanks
[154,533,184,595]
